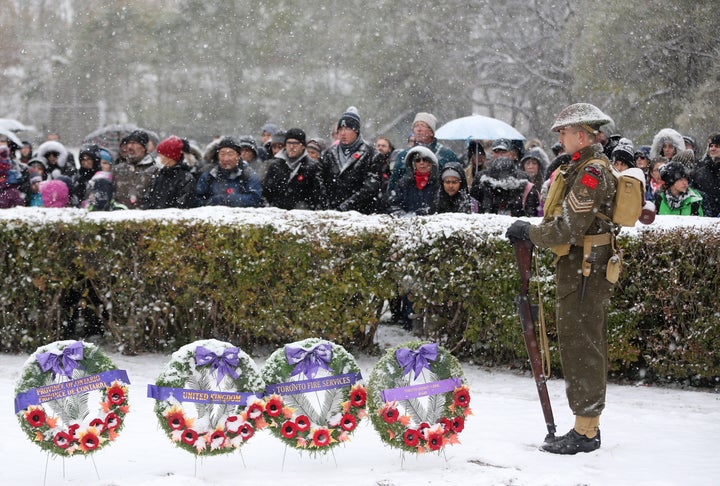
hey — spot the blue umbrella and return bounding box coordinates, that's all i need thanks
[435,115,525,141]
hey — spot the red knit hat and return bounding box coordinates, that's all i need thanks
[157,136,184,162]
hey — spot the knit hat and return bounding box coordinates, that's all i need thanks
[79,144,102,165]
[612,137,635,167]
[337,107,361,133]
[261,123,279,136]
[157,135,185,162]
[659,161,690,187]
[216,136,243,155]
[709,133,720,147]
[442,168,462,181]
[284,128,306,146]
[634,145,651,160]
[271,131,286,144]
[29,168,43,185]
[467,140,485,159]
[122,130,149,149]
[306,139,322,153]
[671,149,696,167]
[99,148,114,165]
[412,112,437,132]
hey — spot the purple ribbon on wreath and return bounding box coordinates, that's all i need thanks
[36,341,84,378]
[285,342,333,379]
[195,346,240,385]
[396,343,438,380]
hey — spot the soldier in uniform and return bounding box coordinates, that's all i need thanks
[506,103,618,454]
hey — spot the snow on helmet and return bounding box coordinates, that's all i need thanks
[550,103,614,133]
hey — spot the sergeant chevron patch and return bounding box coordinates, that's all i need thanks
[568,190,594,213]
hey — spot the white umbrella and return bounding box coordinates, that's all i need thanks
[435,115,525,141]
[0,118,34,133]
[0,128,22,147]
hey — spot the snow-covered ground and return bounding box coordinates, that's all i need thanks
[2,324,719,486]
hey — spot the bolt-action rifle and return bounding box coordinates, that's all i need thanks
[513,239,556,441]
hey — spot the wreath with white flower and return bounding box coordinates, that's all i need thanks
[260,338,367,453]
[149,339,267,456]
[14,340,130,456]
[367,341,472,454]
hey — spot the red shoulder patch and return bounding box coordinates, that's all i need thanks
[581,173,598,189]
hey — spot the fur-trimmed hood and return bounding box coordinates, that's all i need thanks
[36,140,69,168]
[480,157,530,191]
[650,128,685,160]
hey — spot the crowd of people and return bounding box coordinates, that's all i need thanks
[1,107,719,218]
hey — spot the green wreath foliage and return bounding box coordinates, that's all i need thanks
[15,340,130,456]
[261,338,367,454]
[367,341,471,454]
[152,339,266,456]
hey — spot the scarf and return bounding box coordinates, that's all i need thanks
[665,190,691,210]
[337,137,364,173]
[415,170,430,190]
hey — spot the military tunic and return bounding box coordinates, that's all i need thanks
[528,143,617,417]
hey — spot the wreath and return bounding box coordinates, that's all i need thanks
[14,340,131,456]
[367,341,472,454]
[260,338,367,453]
[149,339,267,456]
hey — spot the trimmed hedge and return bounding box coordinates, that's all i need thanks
[1,208,718,387]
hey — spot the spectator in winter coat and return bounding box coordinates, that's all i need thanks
[656,161,703,216]
[196,136,263,208]
[650,128,685,163]
[647,157,668,201]
[26,171,44,206]
[320,107,384,214]
[238,136,269,180]
[143,136,197,209]
[521,147,550,215]
[465,140,487,188]
[113,130,157,209]
[388,145,440,216]
[610,138,635,172]
[84,172,127,211]
[0,146,24,208]
[36,140,76,179]
[388,112,460,192]
[262,128,325,210]
[73,144,102,205]
[690,133,720,217]
[39,179,70,208]
[471,156,539,217]
[436,161,477,214]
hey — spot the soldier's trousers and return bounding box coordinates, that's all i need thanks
[555,244,615,417]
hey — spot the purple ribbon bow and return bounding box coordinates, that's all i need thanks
[36,341,84,378]
[285,342,333,379]
[396,343,438,380]
[195,346,240,385]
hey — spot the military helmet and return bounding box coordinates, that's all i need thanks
[551,103,614,133]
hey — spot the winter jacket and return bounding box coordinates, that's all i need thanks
[650,128,686,161]
[389,139,460,192]
[471,157,539,217]
[143,162,197,209]
[113,154,157,209]
[36,140,77,179]
[436,161,478,214]
[654,188,704,216]
[320,137,383,214]
[196,162,262,208]
[262,150,325,210]
[690,157,720,217]
[388,146,440,216]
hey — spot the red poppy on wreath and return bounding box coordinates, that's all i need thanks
[311,427,331,447]
[181,428,198,445]
[572,151,581,161]
[453,386,470,408]
[53,431,73,449]
[246,402,264,420]
[440,416,454,432]
[25,406,46,428]
[295,414,310,432]
[68,423,80,438]
[107,383,126,406]
[452,416,465,433]
[79,429,101,452]
[425,427,444,451]
[340,413,357,432]
[105,412,121,431]
[239,422,254,441]
[281,420,298,439]
[209,430,226,449]
[350,384,366,407]
[166,409,186,431]
[403,428,420,447]
[265,395,283,417]
[381,402,399,424]
[89,417,106,433]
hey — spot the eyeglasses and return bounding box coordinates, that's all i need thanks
[415,158,432,164]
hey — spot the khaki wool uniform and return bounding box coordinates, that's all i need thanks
[528,143,617,418]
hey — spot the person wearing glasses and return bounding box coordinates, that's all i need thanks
[387,145,439,217]
[690,133,720,217]
[262,128,325,210]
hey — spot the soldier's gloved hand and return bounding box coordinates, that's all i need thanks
[505,220,531,244]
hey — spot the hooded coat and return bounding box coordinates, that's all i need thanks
[471,157,539,217]
[690,155,720,217]
[143,162,197,209]
[650,128,686,161]
[436,161,478,214]
[37,140,76,179]
[388,145,440,216]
